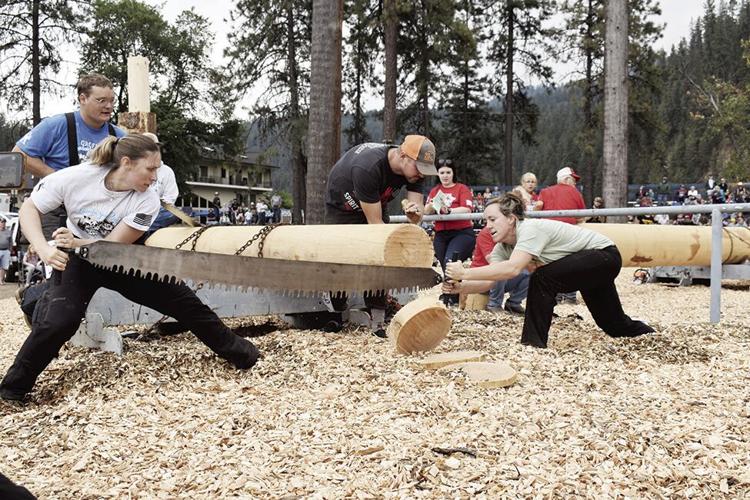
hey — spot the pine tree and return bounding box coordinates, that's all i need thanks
[223,0,313,223]
[0,0,89,124]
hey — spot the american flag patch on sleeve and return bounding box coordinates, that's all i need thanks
[133,213,153,226]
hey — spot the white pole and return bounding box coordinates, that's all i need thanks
[127,56,150,112]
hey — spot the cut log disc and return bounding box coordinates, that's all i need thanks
[463,293,489,311]
[386,296,451,354]
[415,350,489,370]
[452,361,518,388]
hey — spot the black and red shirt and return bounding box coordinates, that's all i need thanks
[325,143,424,213]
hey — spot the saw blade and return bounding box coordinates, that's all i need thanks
[76,241,440,295]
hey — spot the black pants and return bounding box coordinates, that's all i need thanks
[0,255,259,397]
[0,472,35,500]
[323,205,387,310]
[432,228,476,272]
[522,246,654,348]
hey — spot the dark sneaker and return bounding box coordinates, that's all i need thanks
[504,303,525,315]
[0,387,28,402]
[372,328,388,339]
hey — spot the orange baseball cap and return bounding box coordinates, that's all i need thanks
[401,135,437,176]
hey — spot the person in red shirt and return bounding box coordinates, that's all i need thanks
[540,167,586,304]
[512,172,543,211]
[471,226,529,314]
[424,159,476,303]
[539,167,586,225]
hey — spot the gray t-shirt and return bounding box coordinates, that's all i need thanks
[490,218,614,265]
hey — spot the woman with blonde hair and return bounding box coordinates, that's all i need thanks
[513,172,543,211]
[1,134,259,402]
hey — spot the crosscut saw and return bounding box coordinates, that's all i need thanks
[75,241,440,296]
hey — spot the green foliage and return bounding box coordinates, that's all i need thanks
[0,113,29,151]
[80,0,243,195]
[0,0,89,123]
[342,0,381,145]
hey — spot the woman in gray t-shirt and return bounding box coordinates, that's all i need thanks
[444,192,654,348]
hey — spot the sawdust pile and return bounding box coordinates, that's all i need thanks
[1,272,749,498]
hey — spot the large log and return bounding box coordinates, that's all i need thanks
[146,224,434,267]
[583,224,750,267]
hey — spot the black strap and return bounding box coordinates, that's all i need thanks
[65,112,79,167]
[65,113,118,167]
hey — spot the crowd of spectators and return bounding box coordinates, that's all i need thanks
[209,192,285,225]
[631,176,748,227]
[455,175,749,228]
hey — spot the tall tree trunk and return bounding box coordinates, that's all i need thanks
[603,0,628,218]
[383,0,397,143]
[582,0,595,204]
[287,6,305,224]
[307,0,343,224]
[504,2,514,187]
[31,0,41,125]
[419,0,430,135]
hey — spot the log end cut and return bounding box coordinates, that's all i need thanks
[387,297,451,354]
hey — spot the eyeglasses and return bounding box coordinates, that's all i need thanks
[438,159,453,167]
[93,97,116,105]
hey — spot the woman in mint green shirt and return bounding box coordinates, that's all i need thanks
[444,192,654,348]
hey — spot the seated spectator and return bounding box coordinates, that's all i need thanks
[688,185,699,198]
[587,196,607,223]
[710,188,725,204]
[637,196,655,224]
[636,185,649,202]
[470,226,529,315]
[675,184,688,204]
[22,245,48,285]
[719,177,729,195]
[512,172,543,211]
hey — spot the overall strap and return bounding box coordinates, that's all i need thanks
[107,123,116,136]
[65,112,80,166]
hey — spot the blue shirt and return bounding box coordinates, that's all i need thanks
[16,111,126,171]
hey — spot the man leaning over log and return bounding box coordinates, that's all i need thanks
[323,135,438,334]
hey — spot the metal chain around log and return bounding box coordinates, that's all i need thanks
[234,223,285,258]
[175,226,211,251]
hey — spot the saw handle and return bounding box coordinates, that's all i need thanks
[53,214,68,286]
[443,251,460,306]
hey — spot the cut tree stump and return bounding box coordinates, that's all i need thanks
[415,350,489,369]
[449,361,518,388]
[462,293,489,311]
[387,296,451,354]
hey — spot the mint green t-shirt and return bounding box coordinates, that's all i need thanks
[489,218,614,265]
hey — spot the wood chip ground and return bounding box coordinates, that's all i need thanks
[1,271,749,498]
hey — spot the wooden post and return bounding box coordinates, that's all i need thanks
[119,56,156,133]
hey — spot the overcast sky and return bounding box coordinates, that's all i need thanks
[37,0,707,118]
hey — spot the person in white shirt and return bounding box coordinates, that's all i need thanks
[0,134,259,402]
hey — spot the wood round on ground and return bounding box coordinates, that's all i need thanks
[414,350,489,369]
[386,296,452,354]
[463,293,489,311]
[450,361,518,388]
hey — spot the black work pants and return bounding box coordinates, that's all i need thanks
[432,228,476,272]
[522,246,654,348]
[1,254,259,397]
